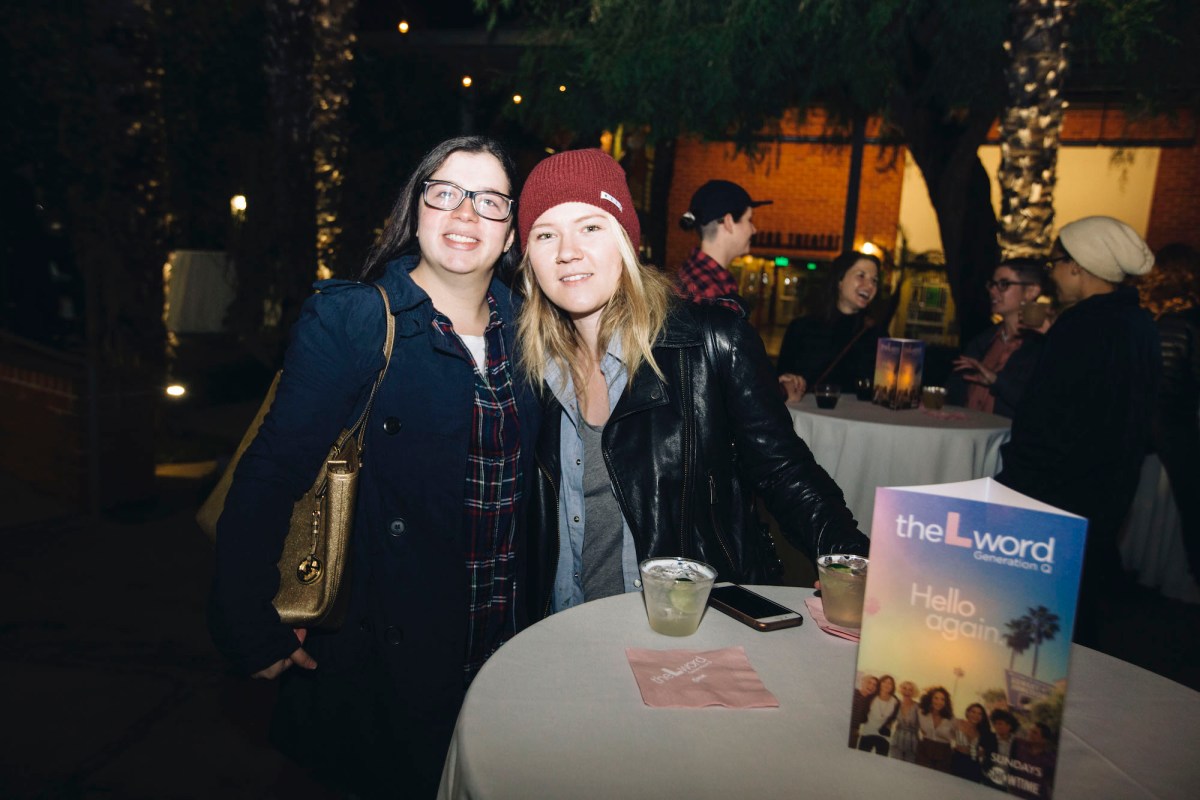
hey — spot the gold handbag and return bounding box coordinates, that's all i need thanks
[196,284,395,629]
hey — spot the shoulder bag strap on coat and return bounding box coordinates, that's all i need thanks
[812,316,874,387]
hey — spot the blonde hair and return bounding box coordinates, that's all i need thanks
[516,213,674,395]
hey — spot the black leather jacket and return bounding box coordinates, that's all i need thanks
[1155,307,1200,426]
[526,303,869,621]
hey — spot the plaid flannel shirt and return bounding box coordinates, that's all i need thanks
[431,295,523,681]
[675,246,748,316]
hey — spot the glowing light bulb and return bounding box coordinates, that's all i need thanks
[398,21,410,34]
[462,76,473,88]
[512,94,523,104]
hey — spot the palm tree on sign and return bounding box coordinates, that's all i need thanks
[1027,605,1061,679]
[1004,616,1036,671]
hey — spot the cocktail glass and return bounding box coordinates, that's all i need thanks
[816,554,869,628]
[639,557,717,636]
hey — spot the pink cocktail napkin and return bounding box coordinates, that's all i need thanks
[625,646,778,708]
[804,596,860,642]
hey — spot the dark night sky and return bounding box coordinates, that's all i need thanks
[358,1,520,32]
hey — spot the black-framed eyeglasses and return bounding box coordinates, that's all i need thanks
[422,180,514,221]
[985,279,1034,292]
[1044,255,1072,272]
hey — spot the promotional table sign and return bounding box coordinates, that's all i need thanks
[850,478,1086,798]
[873,338,925,409]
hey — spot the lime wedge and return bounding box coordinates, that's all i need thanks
[825,563,851,572]
[668,578,703,614]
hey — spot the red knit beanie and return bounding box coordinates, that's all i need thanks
[518,149,641,254]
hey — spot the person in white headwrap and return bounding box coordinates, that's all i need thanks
[997,216,1160,649]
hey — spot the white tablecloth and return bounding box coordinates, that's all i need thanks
[1121,455,1200,603]
[789,396,1011,532]
[438,587,1200,800]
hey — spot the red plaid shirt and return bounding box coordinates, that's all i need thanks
[431,295,523,680]
[675,246,747,315]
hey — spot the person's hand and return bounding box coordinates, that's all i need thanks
[952,356,996,387]
[1018,313,1054,335]
[778,373,807,403]
[252,628,316,680]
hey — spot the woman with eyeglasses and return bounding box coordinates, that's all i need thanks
[948,258,1048,418]
[208,136,540,798]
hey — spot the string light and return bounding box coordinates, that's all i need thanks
[512,94,523,104]
[397,20,410,34]
[462,76,473,88]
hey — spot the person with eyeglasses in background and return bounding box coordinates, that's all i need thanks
[208,136,541,799]
[947,258,1049,418]
[996,216,1159,650]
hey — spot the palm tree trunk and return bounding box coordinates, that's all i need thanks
[312,0,357,279]
[262,0,316,329]
[997,0,1075,258]
[71,0,171,372]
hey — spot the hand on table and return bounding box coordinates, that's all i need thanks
[778,373,807,403]
[252,628,316,679]
[952,356,996,387]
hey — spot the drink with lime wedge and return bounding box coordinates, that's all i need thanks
[638,557,718,636]
[816,554,868,628]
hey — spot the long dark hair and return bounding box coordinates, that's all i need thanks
[359,136,519,283]
[821,250,881,322]
[919,686,954,719]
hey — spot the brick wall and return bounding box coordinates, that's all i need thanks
[665,106,1198,270]
[1146,145,1200,252]
[665,111,905,272]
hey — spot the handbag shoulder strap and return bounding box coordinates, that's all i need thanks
[338,283,396,450]
[812,316,873,387]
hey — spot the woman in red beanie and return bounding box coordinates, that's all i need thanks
[514,149,868,620]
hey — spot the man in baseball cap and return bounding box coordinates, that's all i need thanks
[676,180,772,314]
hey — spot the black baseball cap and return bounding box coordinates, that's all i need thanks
[686,180,772,226]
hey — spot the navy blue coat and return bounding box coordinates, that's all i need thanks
[209,256,540,728]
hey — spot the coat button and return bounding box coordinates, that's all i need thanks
[651,389,661,400]
[358,617,374,634]
[389,518,406,536]
[385,625,403,645]
[383,417,401,435]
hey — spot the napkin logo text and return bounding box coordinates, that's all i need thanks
[650,655,711,684]
[893,511,1057,574]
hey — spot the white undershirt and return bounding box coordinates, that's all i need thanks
[460,333,486,372]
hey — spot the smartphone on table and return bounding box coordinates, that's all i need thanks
[708,582,804,631]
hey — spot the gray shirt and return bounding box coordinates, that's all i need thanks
[579,419,625,600]
[546,347,641,614]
